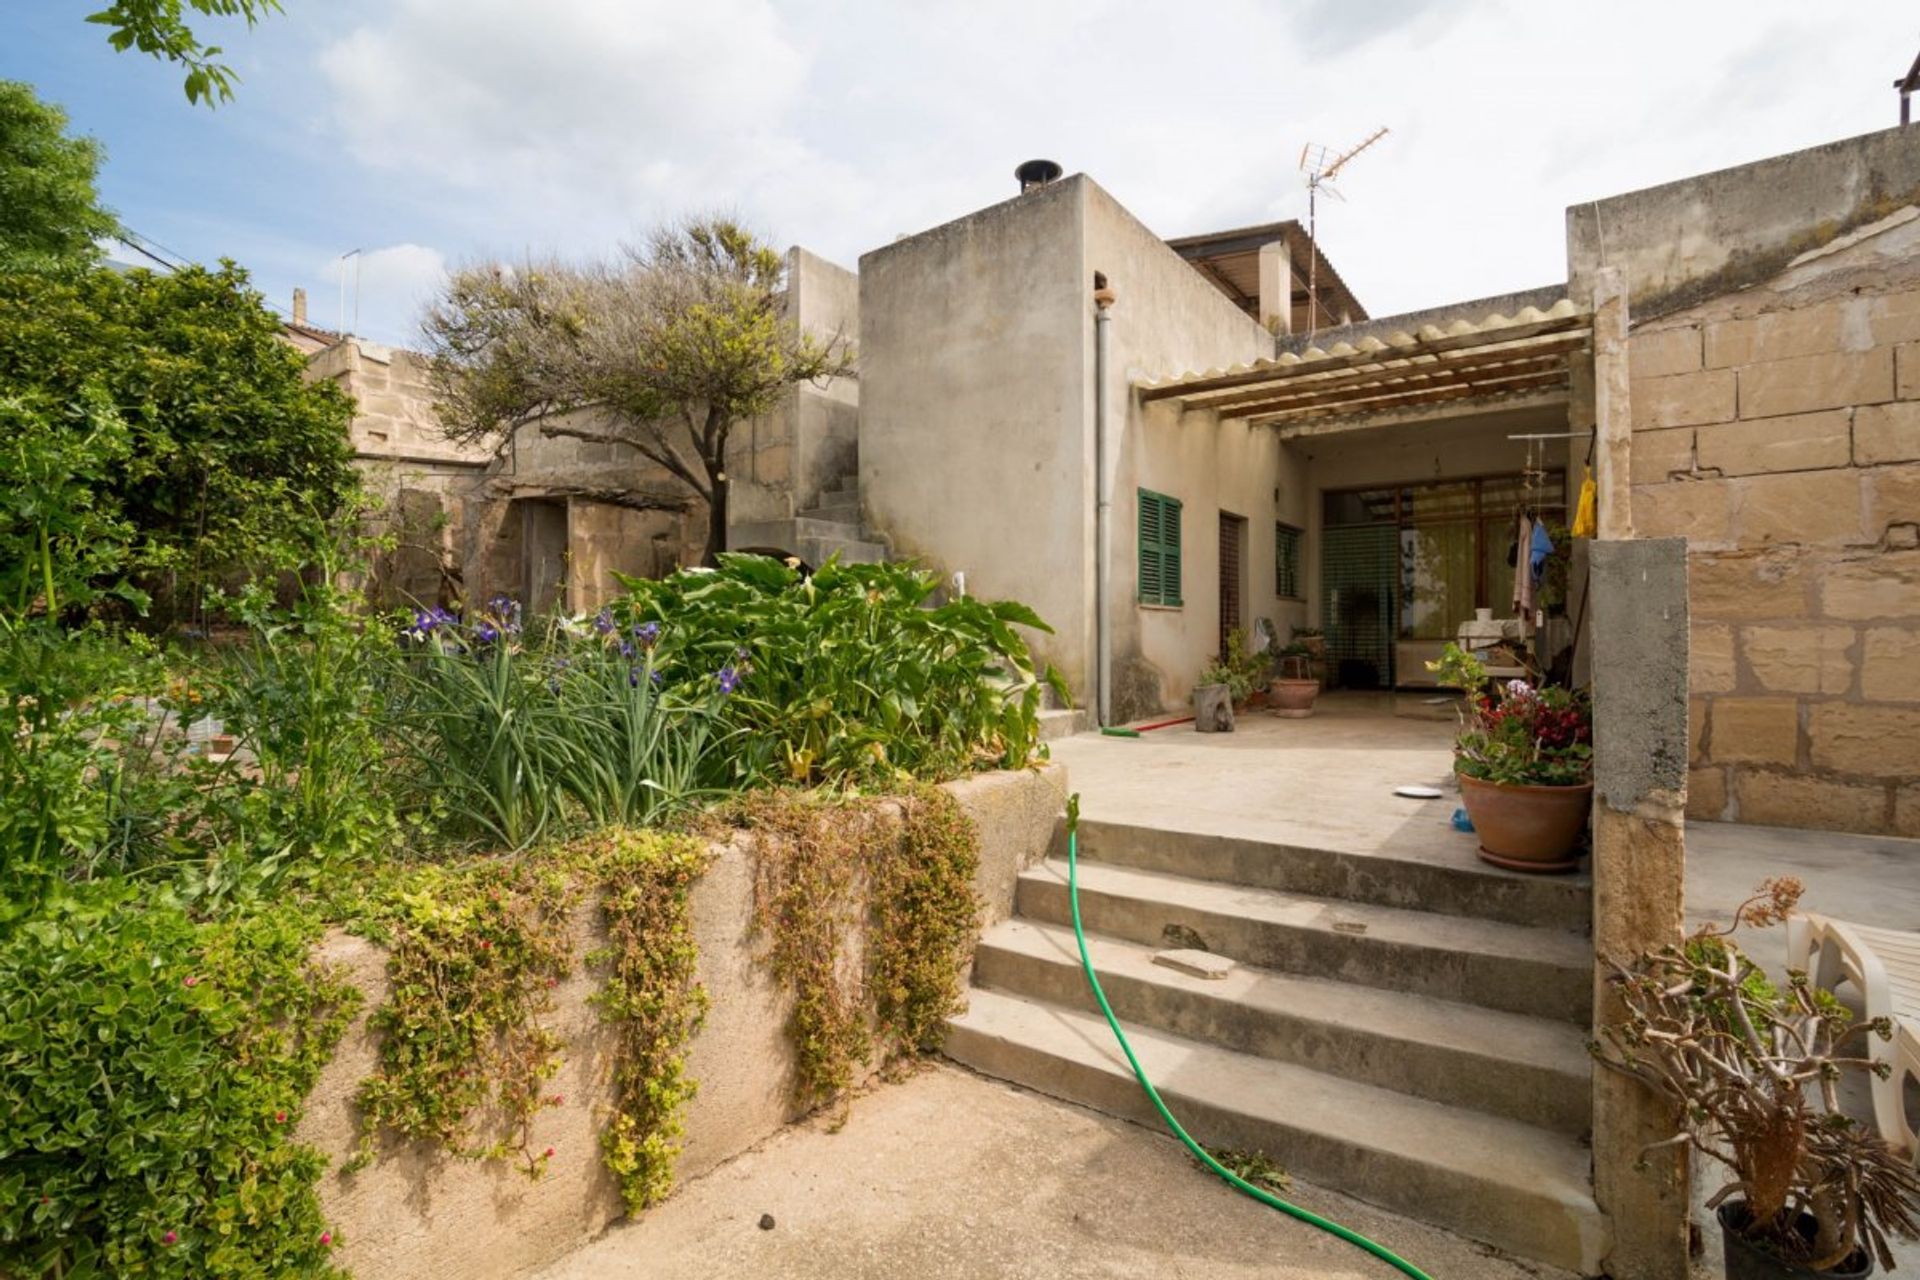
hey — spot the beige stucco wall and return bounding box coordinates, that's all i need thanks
[299,763,1065,1280]
[859,178,1092,690]
[1083,181,1283,718]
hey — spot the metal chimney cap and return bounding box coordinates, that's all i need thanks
[1015,159,1063,191]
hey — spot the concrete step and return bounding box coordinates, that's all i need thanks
[1071,819,1591,933]
[798,500,861,525]
[1037,707,1092,741]
[972,918,1592,1137]
[943,988,1609,1275]
[1015,858,1591,1024]
[803,535,887,566]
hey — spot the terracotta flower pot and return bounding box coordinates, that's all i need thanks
[1455,770,1592,873]
[1270,678,1319,719]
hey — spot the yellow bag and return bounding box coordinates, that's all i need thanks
[1571,475,1597,538]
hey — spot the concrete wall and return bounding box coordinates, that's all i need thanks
[1084,181,1282,718]
[1571,129,1920,836]
[728,247,861,528]
[860,177,1092,690]
[299,764,1065,1280]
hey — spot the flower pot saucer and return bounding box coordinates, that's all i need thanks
[1476,846,1581,874]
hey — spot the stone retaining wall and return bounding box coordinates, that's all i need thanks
[295,763,1066,1280]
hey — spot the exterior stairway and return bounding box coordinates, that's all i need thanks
[728,474,888,567]
[943,818,1608,1275]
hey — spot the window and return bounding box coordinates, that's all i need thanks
[1137,488,1183,607]
[1275,523,1302,599]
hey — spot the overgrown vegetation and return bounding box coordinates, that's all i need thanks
[740,786,983,1107]
[0,891,359,1279]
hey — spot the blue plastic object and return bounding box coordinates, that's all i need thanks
[1451,807,1475,833]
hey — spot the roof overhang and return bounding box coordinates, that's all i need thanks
[1136,298,1589,430]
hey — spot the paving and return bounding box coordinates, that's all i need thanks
[531,1063,1570,1280]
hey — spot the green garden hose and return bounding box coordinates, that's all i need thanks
[1065,798,1436,1280]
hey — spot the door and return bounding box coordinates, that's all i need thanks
[1218,511,1246,658]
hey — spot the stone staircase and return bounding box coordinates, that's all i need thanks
[943,819,1607,1275]
[729,474,888,567]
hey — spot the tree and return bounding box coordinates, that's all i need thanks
[84,0,284,105]
[0,262,360,623]
[0,81,119,273]
[423,219,855,567]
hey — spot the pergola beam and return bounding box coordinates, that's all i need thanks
[1246,367,1572,426]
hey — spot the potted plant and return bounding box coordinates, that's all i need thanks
[1291,625,1327,687]
[1427,643,1592,872]
[1270,643,1319,718]
[1595,878,1920,1277]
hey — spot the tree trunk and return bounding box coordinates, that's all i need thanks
[702,471,729,567]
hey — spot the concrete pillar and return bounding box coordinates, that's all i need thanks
[1591,268,1633,540]
[1588,533,1692,1272]
[1257,239,1291,335]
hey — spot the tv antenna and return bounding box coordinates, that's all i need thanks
[336,247,363,335]
[1298,126,1387,338]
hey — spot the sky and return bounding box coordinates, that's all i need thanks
[4,2,1917,346]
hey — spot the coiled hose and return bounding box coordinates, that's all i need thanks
[1066,797,1435,1280]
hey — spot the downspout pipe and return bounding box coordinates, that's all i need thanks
[1093,280,1116,727]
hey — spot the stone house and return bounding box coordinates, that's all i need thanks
[305,126,1919,841]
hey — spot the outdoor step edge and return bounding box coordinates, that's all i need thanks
[972,917,1593,1135]
[1015,859,1592,1024]
[943,988,1609,1275]
[1067,817,1592,933]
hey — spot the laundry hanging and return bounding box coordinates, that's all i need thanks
[1511,512,1534,615]
[1570,475,1597,538]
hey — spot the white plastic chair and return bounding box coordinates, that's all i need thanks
[1787,913,1920,1161]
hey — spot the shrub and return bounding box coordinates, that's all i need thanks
[618,554,1064,786]
[0,890,358,1279]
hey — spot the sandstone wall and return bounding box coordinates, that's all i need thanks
[297,763,1066,1280]
[1626,214,1920,835]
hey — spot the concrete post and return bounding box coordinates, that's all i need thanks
[1586,266,1690,1280]
[1591,268,1633,540]
[1257,240,1291,335]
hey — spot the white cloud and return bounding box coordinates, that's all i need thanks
[319,242,448,340]
[313,0,1920,330]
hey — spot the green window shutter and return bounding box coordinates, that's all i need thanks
[1275,523,1302,598]
[1138,489,1183,607]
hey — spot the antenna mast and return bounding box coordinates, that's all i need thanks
[1298,125,1388,338]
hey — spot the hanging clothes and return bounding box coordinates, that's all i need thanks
[1530,521,1554,582]
[1511,512,1534,615]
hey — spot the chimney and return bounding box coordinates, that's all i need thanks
[1015,159,1063,193]
[292,287,308,325]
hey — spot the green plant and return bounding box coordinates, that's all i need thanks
[619,554,1064,787]
[389,600,718,850]
[1199,630,1270,702]
[586,829,710,1213]
[0,263,360,626]
[1427,643,1592,787]
[738,786,984,1108]
[350,857,578,1177]
[0,888,359,1279]
[1594,879,1920,1272]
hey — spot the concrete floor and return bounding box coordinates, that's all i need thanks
[533,1064,1570,1280]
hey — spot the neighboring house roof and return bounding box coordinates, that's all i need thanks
[281,318,346,355]
[1165,219,1367,329]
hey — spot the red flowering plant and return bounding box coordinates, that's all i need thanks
[1427,644,1592,787]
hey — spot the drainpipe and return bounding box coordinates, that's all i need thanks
[1094,279,1116,726]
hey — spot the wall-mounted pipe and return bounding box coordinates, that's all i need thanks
[1093,277,1116,727]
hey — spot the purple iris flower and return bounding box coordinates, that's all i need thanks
[593,609,615,635]
[717,665,741,696]
[476,623,500,644]
[634,621,660,647]
[619,641,636,660]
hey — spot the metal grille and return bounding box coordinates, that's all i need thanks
[1275,523,1302,599]
[1321,523,1397,688]
[1219,512,1245,656]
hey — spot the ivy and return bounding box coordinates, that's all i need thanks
[585,830,710,1213]
[739,787,983,1108]
[348,860,579,1177]
[0,888,359,1279]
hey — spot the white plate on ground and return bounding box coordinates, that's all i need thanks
[1393,785,1444,799]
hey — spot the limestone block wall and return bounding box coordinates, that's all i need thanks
[1626,230,1920,835]
[298,764,1066,1280]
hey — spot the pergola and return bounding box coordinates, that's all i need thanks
[1134,298,1591,431]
